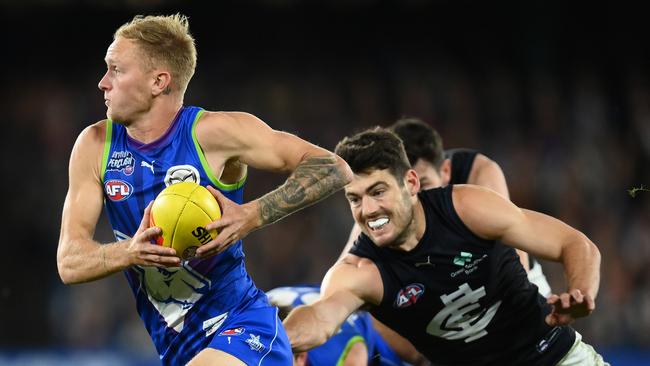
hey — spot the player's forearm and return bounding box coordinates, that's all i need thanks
[561,232,601,299]
[284,305,336,352]
[57,239,130,284]
[257,154,352,226]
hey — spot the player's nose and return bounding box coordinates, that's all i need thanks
[98,71,111,91]
[361,196,380,216]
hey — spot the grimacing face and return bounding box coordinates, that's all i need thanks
[98,37,155,125]
[345,169,419,248]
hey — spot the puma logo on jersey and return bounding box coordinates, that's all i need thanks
[415,255,435,267]
[141,160,155,174]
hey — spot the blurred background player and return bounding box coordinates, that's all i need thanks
[340,117,551,297]
[56,14,351,366]
[267,285,417,366]
[286,128,607,366]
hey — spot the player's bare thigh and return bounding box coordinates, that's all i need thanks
[186,348,247,366]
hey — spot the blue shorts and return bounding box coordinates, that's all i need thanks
[207,305,292,365]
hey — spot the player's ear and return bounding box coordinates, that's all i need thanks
[152,70,172,96]
[405,169,420,196]
[440,158,451,186]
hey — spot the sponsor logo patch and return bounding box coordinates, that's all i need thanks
[164,165,200,186]
[219,327,245,336]
[394,283,425,308]
[106,150,135,176]
[105,179,133,201]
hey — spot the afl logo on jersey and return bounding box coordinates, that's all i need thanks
[105,179,133,201]
[164,165,201,187]
[394,283,425,308]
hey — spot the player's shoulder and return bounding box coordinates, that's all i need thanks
[74,119,109,150]
[329,255,383,305]
[471,152,501,171]
[195,111,268,143]
[197,111,262,129]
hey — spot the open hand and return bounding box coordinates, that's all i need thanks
[545,289,595,326]
[195,186,260,258]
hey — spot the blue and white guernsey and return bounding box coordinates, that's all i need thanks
[101,106,274,364]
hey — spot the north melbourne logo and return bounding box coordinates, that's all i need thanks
[245,334,266,353]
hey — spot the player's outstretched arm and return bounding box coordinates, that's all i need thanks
[195,112,353,256]
[285,257,379,352]
[452,185,601,323]
[57,123,180,284]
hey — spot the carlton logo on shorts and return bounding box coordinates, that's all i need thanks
[394,283,425,308]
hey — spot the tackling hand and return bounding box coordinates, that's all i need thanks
[545,289,595,326]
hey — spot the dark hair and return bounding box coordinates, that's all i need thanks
[334,127,411,182]
[389,117,444,168]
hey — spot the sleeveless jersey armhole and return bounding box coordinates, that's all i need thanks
[100,119,113,183]
[191,110,248,191]
[349,236,392,308]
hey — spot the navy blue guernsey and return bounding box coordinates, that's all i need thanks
[444,148,477,185]
[444,148,541,270]
[349,186,575,365]
[101,106,269,365]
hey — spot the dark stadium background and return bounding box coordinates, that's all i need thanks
[1,1,648,365]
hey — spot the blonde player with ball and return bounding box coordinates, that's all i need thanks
[56,14,352,366]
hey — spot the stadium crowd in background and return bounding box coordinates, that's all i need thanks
[1,2,649,364]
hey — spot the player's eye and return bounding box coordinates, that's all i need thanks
[347,196,360,206]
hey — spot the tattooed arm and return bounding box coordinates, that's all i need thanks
[195,112,353,256]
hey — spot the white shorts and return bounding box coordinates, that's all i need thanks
[528,260,552,297]
[556,332,609,366]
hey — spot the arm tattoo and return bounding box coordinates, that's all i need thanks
[258,155,348,225]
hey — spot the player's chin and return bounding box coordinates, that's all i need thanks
[368,230,396,247]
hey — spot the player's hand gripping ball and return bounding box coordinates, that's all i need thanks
[150,182,221,260]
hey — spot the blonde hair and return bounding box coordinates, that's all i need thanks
[115,14,197,95]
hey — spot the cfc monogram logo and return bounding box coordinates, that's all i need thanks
[192,227,212,244]
[426,283,501,343]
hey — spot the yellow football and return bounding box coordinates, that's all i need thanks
[150,182,221,260]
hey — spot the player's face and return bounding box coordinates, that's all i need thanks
[345,169,420,248]
[413,158,451,191]
[98,37,155,124]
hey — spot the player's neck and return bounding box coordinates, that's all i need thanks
[125,97,183,143]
